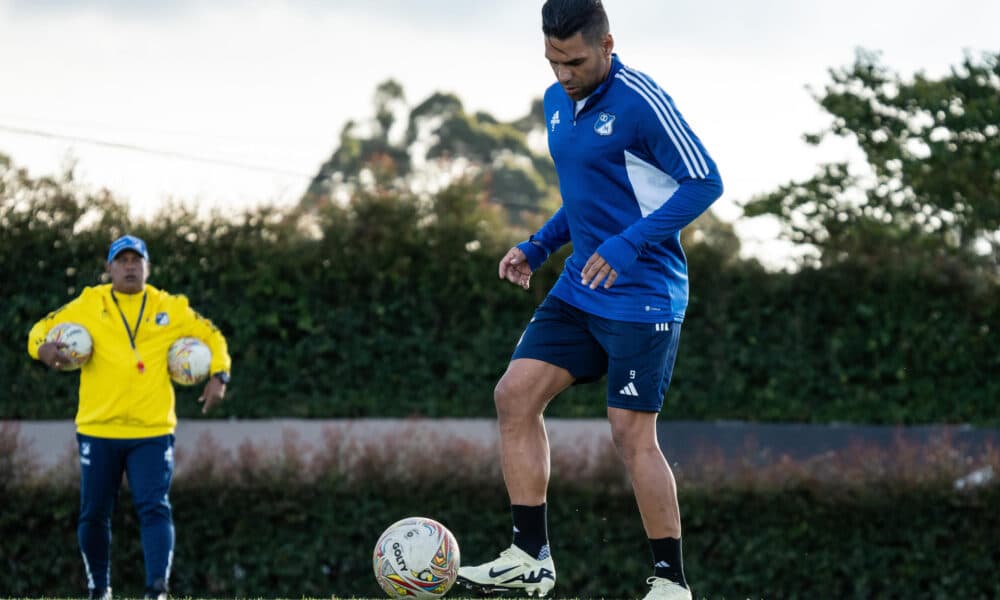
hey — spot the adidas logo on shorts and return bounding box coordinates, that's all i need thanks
[619,382,639,397]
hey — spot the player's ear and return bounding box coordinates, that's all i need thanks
[603,33,614,57]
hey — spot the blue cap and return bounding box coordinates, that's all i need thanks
[107,235,150,262]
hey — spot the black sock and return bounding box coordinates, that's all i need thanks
[511,503,549,560]
[649,536,687,588]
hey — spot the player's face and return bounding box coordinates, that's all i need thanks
[107,250,148,294]
[545,31,613,101]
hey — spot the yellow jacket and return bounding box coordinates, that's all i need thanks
[27,283,231,438]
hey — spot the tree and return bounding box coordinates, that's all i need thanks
[305,79,412,202]
[744,50,1000,267]
[304,80,554,222]
[302,81,743,262]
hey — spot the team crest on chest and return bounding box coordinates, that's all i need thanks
[594,112,616,136]
[155,312,170,326]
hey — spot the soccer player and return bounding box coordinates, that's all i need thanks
[455,1,723,599]
[27,235,232,600]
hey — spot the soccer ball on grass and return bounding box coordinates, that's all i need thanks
[372,516,460,599]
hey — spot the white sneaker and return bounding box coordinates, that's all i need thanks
[456,544,556,597]
[642,576,692,600]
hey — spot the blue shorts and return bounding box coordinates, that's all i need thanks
[512,295,682,412]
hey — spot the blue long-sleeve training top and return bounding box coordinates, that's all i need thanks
[519,54,724,323]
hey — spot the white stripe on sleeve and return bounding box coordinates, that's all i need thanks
[616,69,709,179]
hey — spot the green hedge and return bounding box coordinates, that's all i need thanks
[3,422,997,598]
[2,477,997,598]
[3,183,999,424]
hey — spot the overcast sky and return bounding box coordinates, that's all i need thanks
[1,0,997,264]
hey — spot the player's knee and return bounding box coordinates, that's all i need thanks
[610,427,635,461]
[134,496,171,521]
[79,500,115,522]
[494,377,537,423]
[612,436,660,466]
[609,421,658,463]
[136,507,172,530]
[493,378,518,419]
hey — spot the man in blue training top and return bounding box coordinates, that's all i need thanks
[456,2,722,599]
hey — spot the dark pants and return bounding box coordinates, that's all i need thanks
[76,433,175,593]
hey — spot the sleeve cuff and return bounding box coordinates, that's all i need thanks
[596,235,641,275]
[516,239,550,271]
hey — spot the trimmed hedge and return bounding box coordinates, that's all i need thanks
[3,183,999,424]
[2,422,998,598]
[2,476,998,598]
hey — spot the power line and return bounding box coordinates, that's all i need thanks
[0,112,314,146]
[0,123,316,179]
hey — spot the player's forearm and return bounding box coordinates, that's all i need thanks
[595,175,723,275]
[621,175,723,248]
[517,206,571,270]
[27,320,49,359]
[196,322,231,375]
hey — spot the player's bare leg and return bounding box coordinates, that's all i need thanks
[457,358,573,597]
[609,407,692,599]
[495,358,574,505]
[608,407,680,537]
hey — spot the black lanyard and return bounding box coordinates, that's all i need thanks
[111,289,147,372]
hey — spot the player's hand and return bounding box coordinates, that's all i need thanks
[198,376,226,414]
[581,251,619,289]
[499,246,533,290]
[38,341,73,370]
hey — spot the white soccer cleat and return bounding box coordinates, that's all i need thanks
[456,544,556,597]
[642,576,692,600]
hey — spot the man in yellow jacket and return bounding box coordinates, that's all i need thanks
[27,234,232,600]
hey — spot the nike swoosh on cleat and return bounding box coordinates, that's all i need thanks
[456,577,518,594]
[488,566,519,577]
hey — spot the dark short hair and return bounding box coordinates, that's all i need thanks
[542,0,609,44]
